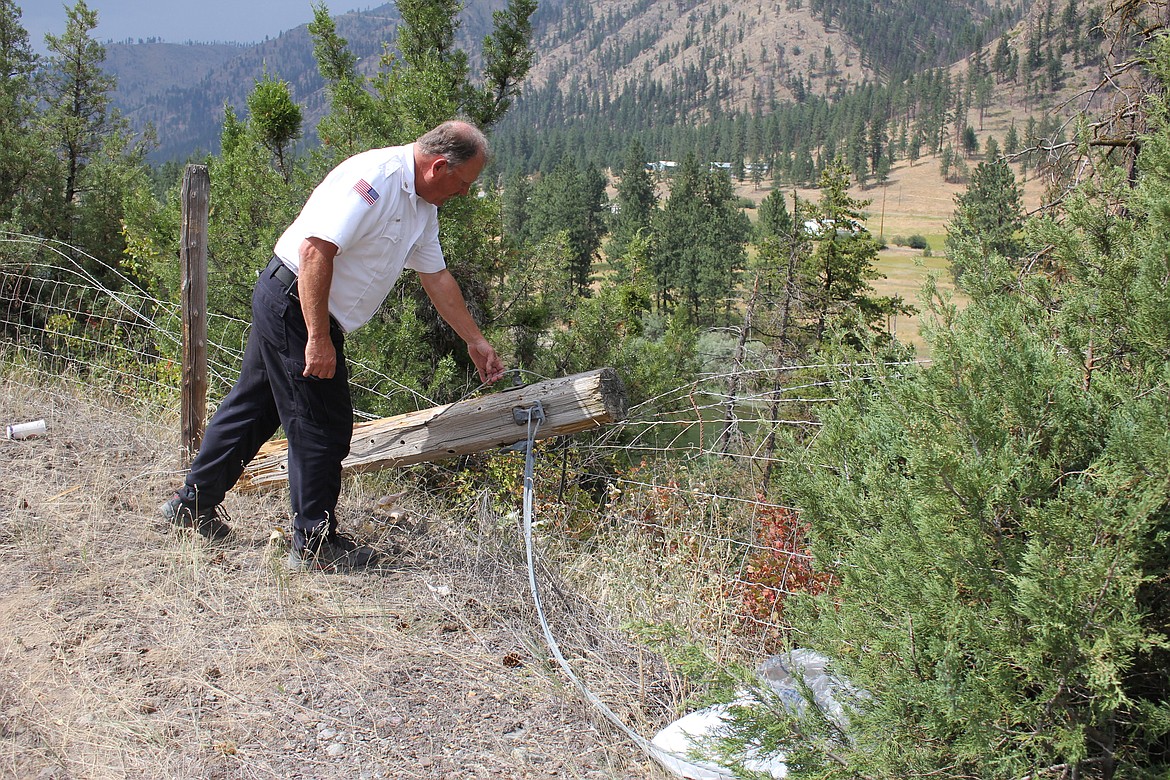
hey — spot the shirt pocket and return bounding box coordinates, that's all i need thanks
[380,216,404,247]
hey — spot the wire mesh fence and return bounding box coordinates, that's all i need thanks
[0,230,866,658]
[0,231,448,420]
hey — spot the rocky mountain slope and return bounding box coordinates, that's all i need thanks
[105,0,1019,162]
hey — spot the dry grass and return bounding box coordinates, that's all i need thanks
[0,375,696,780]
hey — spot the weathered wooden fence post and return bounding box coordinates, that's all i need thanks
[179,164,210,469]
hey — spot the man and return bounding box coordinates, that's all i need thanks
[161,120,505,571]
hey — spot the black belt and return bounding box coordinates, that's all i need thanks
[269,257,299,300]
[267,257,343,331]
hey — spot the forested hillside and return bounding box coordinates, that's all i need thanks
[103,2,506,160]
[494,0,1107,180]
[95,0,1046,169]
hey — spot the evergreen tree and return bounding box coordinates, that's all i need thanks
[605,139,657,266]
[500,170,533,249]
[756,188,794,242]
[467,0,538,127]
[992,35,1013,80]
[246,73,303,183]
[867,116,887,178]
[308,5,380,157]
[1004,121,1021,155]
[0,0,44,227]
[803,157,903,344]
[653,153,750,322]
[378,0,472,141]
[39,0,151,284]
[695,167,751,319]
[529,157,607,295]
[495,230,573,369]
[651,153,703,311]
[538,256,699,407]
[961,124,979,157]
[309,0,536,159]
[984,135,1001,162]
[41,0,116,214]
[946,158,1024,286]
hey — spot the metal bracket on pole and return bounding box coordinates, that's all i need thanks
[512,400,545,427]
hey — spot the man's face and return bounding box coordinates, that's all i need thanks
[418,152,485,206]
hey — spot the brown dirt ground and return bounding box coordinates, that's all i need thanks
[0,378,685,780]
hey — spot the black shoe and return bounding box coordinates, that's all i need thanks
[160,494,232,540]
[287,533,381,572]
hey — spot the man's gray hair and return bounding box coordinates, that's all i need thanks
[417,121,489,168]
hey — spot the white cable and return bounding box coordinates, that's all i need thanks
[515,403,685,773]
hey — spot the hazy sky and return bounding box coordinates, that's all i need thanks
[24,0,363,52]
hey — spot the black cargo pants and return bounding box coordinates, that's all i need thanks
[180,256,353,551]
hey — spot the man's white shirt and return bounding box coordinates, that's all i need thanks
[274,143,446,333]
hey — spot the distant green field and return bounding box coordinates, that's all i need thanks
[872,247,961,355]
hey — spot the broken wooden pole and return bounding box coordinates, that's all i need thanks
[239,367,627,490]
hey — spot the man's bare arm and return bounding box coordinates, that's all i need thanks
[418,269,506,384]
[298,237,339,379]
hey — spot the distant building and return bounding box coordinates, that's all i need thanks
[803,218,862,237]
[645,160,679,172]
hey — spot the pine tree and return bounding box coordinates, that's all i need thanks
[961,125,979,157]
[651,153,703,311]
[307,7,380,156]
[529,158,607,296]
[382,0,492,138]
[469,0,538,127]
[246,73,303,183]
[757,188,794,242]
[992,35,1013,80]
[803,157,902,344]
[501,171,533,249]
[946,158,1024,286]
[605,139,657,267]
[40,0,150,283]
[695,167,751,320]
[0,0,43,224]
[1004,121,1021,155]
[653,154,750,321]
[41,0,116,212]
[984,135,1001,162]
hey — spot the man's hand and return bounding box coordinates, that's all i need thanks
[304,334,337,379]
[469,339,506,384]
[418,269,508,384]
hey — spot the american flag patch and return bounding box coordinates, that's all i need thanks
[353,178,380,205]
